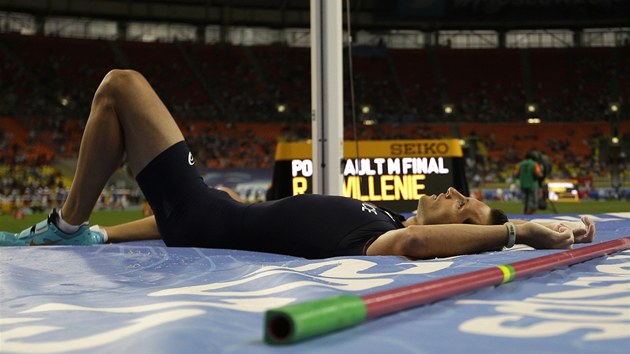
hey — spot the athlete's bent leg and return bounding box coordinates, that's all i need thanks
[0,70,185,246]
[62,69,185,225]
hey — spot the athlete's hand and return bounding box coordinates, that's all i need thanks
[551,216,596,244]
[517,222,575,249]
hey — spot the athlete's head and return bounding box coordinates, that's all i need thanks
[414,187,507,226]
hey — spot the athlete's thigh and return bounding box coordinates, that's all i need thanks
[100,69,184,176]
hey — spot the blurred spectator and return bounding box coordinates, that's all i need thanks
[513,150,544,214]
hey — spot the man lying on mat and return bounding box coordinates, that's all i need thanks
[0,70,596,259]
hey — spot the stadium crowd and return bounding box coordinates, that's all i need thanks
[1,34,628,213]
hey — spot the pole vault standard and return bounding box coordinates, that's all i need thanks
[264,236,630,344]
[310,0,344,196]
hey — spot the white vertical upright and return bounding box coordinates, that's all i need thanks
[310,0,344,196]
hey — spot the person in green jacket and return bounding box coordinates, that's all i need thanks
[514,150,544,214]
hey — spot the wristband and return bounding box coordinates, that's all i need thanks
[504,222,516,248]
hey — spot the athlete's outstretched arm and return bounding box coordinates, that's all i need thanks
[510,216,596,244]
[101,188,245,243]
[103,216,161,243]
[366,222,581,259]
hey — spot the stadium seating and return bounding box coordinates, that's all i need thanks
[0,34,627,198]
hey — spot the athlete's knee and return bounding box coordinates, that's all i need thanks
[105,68,144,81]
[100,69,146,95]
[92,70,145,110]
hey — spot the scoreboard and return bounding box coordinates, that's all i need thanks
[267,139,469,212]
[547,179,580,202]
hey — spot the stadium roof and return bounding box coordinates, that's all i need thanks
[1,0,629,31]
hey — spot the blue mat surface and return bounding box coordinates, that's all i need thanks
[1,213,629,353]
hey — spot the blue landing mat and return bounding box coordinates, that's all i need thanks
[1,213,629,353]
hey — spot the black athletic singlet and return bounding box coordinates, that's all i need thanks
[136,142,405,259]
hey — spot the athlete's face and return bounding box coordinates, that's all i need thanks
[415,187,492,225]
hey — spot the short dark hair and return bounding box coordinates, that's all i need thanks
[461,207,508,225]
[489,208,509,225]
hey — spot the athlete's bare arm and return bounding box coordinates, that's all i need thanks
[103,187,245,243]
[366,221,583,259]
[104,216,161,243]
[510,216,595,244]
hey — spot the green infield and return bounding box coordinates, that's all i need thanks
[0,210,146,234]
[485,200,628,215]
[0,200,627,234]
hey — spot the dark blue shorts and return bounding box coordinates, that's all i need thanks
[135,141,400,258]
[136,141,245,249]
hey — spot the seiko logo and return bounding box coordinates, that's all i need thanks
[188,152,195,166]
[390,142,450,155]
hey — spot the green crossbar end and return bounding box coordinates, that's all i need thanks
[264,294,367,344]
